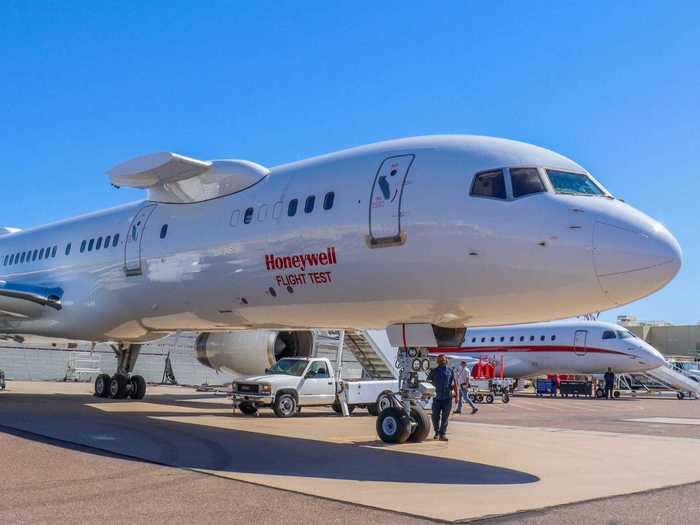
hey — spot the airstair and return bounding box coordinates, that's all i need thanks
[343,330,397,379]
[644,365,700,399]
[64,351,102,382]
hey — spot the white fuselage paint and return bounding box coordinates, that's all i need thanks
[434,321,667,376]
[0,136,681,343]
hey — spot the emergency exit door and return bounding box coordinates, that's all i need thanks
[574,330,588,356]
[368,154,414,247]
[124,204,157,276]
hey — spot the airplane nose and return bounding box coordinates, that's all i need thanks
[594,221,682,305]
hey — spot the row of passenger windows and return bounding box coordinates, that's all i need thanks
[79,233,120,253]
[473,334,558,344]
[232,192,335,226]
[470,167,606,200]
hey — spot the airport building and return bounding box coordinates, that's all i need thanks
[618,315,700,360]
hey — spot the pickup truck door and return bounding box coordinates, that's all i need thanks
[298,361,335,405]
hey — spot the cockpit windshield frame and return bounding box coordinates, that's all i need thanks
[544,169,610,197]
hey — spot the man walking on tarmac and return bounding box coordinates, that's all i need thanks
[454,360,478,415]
[604,368,615,399]
[428,355,460,441]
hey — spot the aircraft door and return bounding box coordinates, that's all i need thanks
[124,204,157,276]
[368,154,414,247]
[574,330,588,356]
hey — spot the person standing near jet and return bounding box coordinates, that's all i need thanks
[454,361,478,415]
[604,368,616,399]
[428,355,460,441]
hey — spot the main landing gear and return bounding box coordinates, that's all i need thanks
[376,347,434,444]
[94,343,147,400]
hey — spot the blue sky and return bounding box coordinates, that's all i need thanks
[1,1,698,323]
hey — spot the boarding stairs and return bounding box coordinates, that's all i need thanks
[343,330,397,380]
[643,365,700,398]
[64,351,102,382]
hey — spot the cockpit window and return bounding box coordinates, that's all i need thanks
[471,170,506,200]
[546,170,605,196]
[602,330,616,340]
[616,330,635,339]
[510,168,545,198]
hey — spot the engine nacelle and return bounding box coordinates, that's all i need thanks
[195,330,315,376]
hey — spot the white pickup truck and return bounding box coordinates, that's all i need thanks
[231,357,398,417]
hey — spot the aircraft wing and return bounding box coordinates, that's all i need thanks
[0,280,63,319]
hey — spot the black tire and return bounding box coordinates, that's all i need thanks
[376,391,393,412]
[613,390,621,399]
[94,374,111,398]
[239,402,258,415]
[502,392,510,404]
[129,375,147,400]
[486,393,495,404]
[408,405,431,443]
[376,407,411,444]
[366,403,379,416]
[332,399,356,415]
[476,394,484,403]
[273,393,297,417]
[677,392,685,400]
[109,374,128,399]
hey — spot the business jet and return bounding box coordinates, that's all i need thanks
[0,135,681,399]
[432,321,667,377]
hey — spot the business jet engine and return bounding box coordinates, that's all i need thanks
[195,330,315,376]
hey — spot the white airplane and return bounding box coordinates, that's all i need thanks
[434,321,667,376]
[0,135,681,399]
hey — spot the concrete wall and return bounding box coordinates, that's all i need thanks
[628,325,700,359]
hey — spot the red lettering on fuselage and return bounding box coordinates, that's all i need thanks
[264,247,337,272]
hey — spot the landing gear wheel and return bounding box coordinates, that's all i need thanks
[376,407,411,444]
[408,405,431,443]
[376,392,393,412]
[366,403,379,416]
[486,393,495,404]
[129,375,146,399]
[94,374,111,398]
[273,393,297,417]
[677,392,685,400]
[239,402,258,415]
[502,392,510,404]
[109,374,128,399]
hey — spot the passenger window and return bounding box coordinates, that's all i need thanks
[472,337,476,343]
[21,252,26,263]
[160,225,168,239]
[304,195,315,213]
[551,335,556,341]
[39,248,45,259]
[52,246,57,258]
[272,201,283,220]
[32,249,38,261]
[113,234,120,247]
[500,336,505,342]
[511,168,545,198]
[323,192,335,210]
[529,335,535,342]
[65,243,72,256]
[230,210,240,226]
[470,170,506,200]
[243,208,254,225]
[602,330,617,340]
[510,336,514,342]
[96,237,103,250]
[307,361,330,378]
[2,255,6,266]
[80,241,86,253]
[88,239,94,252]
[490,337,495,342]
[481,337,486,343]
[288,199,298,217]
[540,335,545,341]
[520,336,524,342]
[104,236,111,248]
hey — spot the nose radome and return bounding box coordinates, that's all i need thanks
[594,221,682,305]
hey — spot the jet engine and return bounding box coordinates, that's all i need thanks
[195,330,315,376]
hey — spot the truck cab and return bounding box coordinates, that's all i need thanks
[232,357,337,417]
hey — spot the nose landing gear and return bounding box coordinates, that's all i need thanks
[94,343,147,400]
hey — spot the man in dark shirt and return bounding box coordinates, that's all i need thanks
[604,368,615,399]
[427,355,459,441]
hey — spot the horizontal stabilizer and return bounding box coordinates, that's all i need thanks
[107,152,269,203]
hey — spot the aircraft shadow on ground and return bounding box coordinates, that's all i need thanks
[0,395,539,486]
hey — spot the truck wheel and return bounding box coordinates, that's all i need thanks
[331,399,356,415]
[239,402,258,415]
[486,393,495,404]
[408,405,431,443]
[677,392,685,400]
[273,393,297,417]
[367,403,379,416]
[377,407,411,444]
[376,392,393,412]
[613,390,621,399]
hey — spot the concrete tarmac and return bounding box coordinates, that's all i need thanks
[2,382,700,523]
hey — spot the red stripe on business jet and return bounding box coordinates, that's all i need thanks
[428,345,629,356]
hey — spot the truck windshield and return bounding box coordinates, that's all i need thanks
[267,359,308,376]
